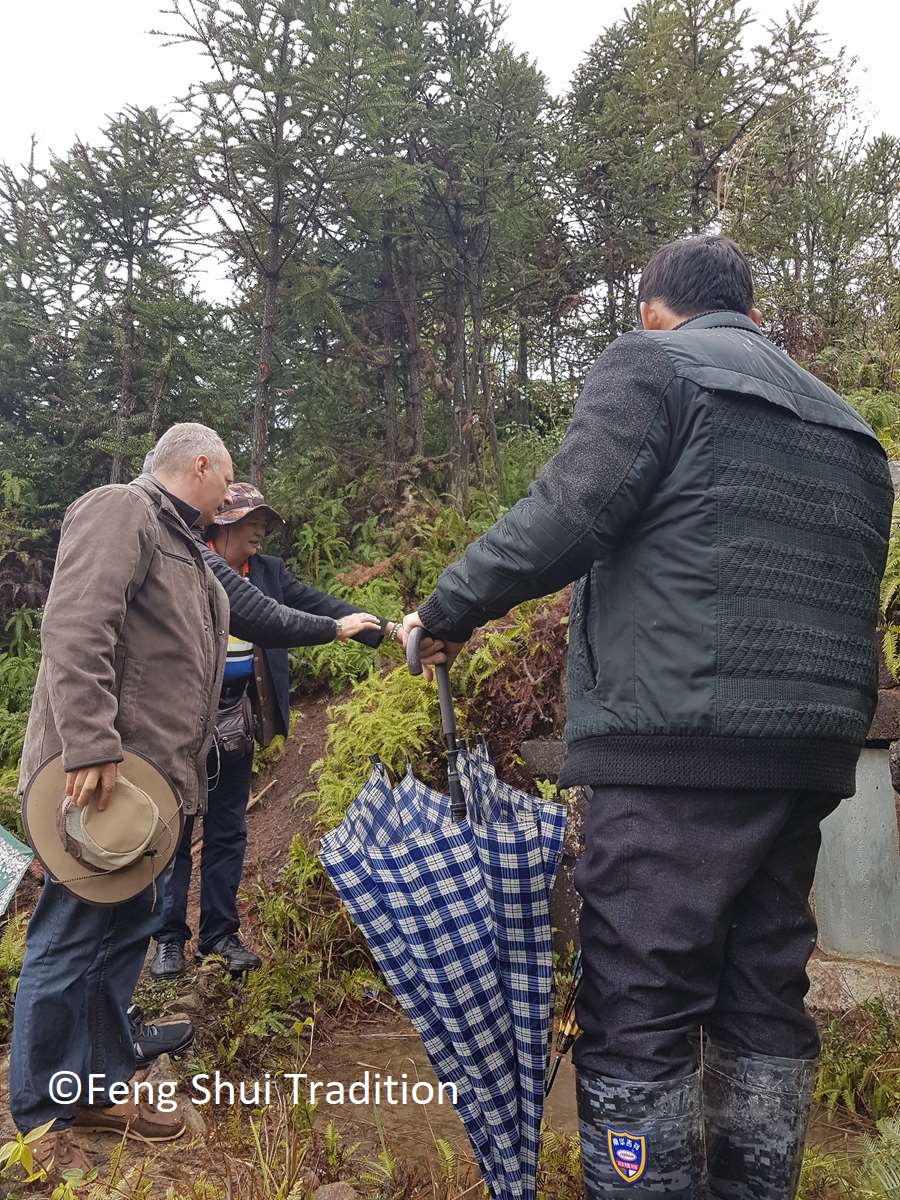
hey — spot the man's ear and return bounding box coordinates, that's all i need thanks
[640,299,677,331]
[195,454,210,479]
[749,306,763,327]
[639,300,659,330]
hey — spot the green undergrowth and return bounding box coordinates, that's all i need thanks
[0,911,26,1041]
[0,1104,584,1199]
[186,835,381,1071]
[309,665,444,831]
[290,574,406,693]
[305,593,569,833]
[816,1000,900,1122]
[0,608,38,836]
[799,1118,900,1198]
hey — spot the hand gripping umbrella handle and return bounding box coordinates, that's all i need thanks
[406,625,466,821]
[406,626,458,746]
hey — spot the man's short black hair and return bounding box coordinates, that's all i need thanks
[637,236,754,317]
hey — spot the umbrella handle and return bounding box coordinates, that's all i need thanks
[406,627,458,748]
[406,628,465,819]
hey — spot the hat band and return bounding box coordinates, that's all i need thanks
[57,799,158,874]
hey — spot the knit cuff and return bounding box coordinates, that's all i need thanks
[417,594,474,643]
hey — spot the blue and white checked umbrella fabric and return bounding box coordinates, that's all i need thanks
[319,749,566,1200]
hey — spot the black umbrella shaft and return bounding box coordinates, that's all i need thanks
[436,664,466,821]
[436,664,457,744]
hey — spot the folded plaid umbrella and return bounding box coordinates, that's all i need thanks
[319,634,566,1200]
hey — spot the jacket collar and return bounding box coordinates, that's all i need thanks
[131,474,201,531]
[673,310,763,335]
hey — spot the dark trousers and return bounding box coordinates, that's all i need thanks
[573,785,840,1083]
[156,748,253,954]
[9,877,160,1132]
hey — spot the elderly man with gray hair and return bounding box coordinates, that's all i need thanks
[10,423,235,1178]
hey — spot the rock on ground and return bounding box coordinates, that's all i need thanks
[313,1184,362,1200]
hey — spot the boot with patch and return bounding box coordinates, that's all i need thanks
[577,1068,705,1197]
[703,1040,816,1200]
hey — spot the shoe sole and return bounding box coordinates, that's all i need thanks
[72,1119,186,1143]
[134,1030,195,1069]
[194,954,261,976]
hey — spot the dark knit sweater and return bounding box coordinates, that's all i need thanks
[418,312,894,796]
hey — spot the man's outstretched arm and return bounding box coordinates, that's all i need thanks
[416,334,675,643]
[198,543,339,647]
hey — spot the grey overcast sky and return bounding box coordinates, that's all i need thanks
[0,0,895,169]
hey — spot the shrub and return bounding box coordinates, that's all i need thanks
[0,608,40,837]
[815,1000,900,1121]
[307,666,443,831]
[0,912,27,1040]
[305,590,570,830]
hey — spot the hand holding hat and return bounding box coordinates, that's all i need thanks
[23,750,183,905]
[66,761,119,810]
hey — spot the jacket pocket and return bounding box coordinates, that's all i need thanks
[157,546,195,565]
[116,654,145,736]
[568,573,599,692]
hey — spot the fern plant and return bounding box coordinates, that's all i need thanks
[307,666,442,831]
[859,1117,900,1195]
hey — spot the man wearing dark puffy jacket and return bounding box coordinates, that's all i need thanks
[402,237,893,1199]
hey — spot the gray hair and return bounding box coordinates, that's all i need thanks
[148,423,228,476]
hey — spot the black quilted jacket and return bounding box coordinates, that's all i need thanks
[419,312,894,795]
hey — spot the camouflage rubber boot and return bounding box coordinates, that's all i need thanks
[577,1068,705,1197]
[703,1040,816,1199]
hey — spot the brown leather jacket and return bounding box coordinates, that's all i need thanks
[19,476,228,815]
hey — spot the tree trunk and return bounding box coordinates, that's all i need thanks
[149,333,173,443]
[251,17,290,487]
[400,244,425,458]
[252,250,279,487]
[605,276,619,342]
[470,273,500,489]
[516,322,528,425]
[110,255,136,484]
[446,270,469,502]
[381,212,398,461]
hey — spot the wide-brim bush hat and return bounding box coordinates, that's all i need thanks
[22,750,183,905]
[211,482,284,529]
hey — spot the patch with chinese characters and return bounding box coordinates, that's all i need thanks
[607,1129,647,1183]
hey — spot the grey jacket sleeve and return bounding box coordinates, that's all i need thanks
[198,544,338,648]
[418,333,675,641]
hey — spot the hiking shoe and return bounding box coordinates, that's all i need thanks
[197,934,261,975]
[150,939,186,980]
[128,1006,195,1068]
[72,1098,185,1142]
[28,1128,92,1185]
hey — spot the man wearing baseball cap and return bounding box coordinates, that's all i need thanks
[150,483,396,979]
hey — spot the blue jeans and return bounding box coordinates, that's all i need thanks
[156,748,253,953]
[9,876,161,1132]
